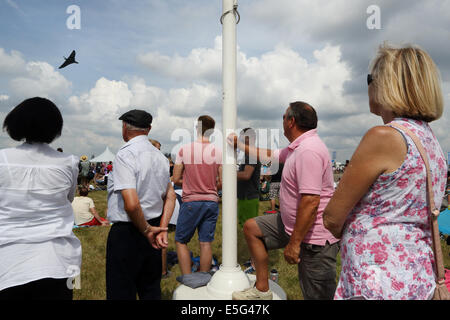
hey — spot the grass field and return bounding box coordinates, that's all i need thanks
[73,190,450,300]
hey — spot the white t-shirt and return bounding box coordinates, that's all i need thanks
[107,135,171,223]
[0,143,82,291]
[72,196,95,225]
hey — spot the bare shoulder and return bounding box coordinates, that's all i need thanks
[358,125,406,173]
[362,125,405,150]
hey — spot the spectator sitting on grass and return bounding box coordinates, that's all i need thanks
[72,187,109,226]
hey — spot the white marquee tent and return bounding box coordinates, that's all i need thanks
[90,147,115,163]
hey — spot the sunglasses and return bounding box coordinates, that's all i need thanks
[367,74,373,86]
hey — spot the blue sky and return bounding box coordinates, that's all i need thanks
[0,0,449,162]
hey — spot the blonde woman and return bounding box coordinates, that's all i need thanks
[323,43,447,300]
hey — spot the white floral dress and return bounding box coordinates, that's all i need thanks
[335,118,447,300]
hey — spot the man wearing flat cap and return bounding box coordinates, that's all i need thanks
[106,109,176,300]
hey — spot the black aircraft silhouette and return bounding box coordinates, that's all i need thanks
[58,50,78,69]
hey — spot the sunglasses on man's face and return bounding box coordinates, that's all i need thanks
[367,74,373,86]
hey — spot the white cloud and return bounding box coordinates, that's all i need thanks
[0,95,9,101]
[139,37,355,118]
[9,62,72,99]
[238,44,355,119]
[1,0,449,161]
[137,36,222,83]
[0,48,26,74]
[0,48,72,104]
[60,76,218,156]
[52,38,358,157]
[133,38,364,159]
[68,77,132,117]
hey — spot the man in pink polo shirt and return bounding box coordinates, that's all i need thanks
[230,101,339,300]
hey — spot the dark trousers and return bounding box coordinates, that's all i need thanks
[298,241,339,300]
[106,218,162,300]
[0,278,72,300]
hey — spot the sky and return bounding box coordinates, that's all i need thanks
[0,0,449,163]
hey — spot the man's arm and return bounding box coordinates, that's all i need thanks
[283,194,320,264]
[237,164,255,181]
[121,189,167,248]
[227,133,275,164]
[172,163,184,186]
[155,182,176,248]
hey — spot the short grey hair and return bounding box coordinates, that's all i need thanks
[124,121,149,132]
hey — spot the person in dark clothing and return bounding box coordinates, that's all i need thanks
[237,128,261,227]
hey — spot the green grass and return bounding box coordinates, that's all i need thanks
[73,190,450,300]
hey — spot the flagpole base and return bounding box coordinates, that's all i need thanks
[172,265,287,300]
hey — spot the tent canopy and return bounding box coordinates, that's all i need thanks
[90,147,115,163]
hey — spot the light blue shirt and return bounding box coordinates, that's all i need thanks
[107,135,170,223]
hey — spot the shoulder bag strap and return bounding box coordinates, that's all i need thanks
[388,122,446,285]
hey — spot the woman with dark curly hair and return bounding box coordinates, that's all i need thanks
[0,97,81,300]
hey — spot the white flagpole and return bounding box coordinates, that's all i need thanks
[220,0,238,270]
[173,1,285,299]
[204,0,251,298]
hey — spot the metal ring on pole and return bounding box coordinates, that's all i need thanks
[220,5,240,24]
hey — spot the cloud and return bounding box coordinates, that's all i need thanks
[9,62,72,100]
[238,44,356,120]
[0,38,359,158]
[0,95,9,101]
[61,76,219,155]
[137,36,222,84]
[139,36,355,118]
[0,48,26,74]
[130,38,363,158]
[1,1,449,162]
[0,48,72,110]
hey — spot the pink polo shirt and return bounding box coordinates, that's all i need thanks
[275,129,338,246]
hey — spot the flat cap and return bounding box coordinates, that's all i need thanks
[119,109,153,128]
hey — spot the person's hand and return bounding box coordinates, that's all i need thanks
[145,226,168,249]
[226,133,239,150]
[101,219,110,226]
[283,241,301,265]
[156,230,169,249]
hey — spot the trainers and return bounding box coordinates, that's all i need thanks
[232,286,273,300]
[264,210,277,215]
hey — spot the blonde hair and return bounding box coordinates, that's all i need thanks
[149,138,161,149]
[369,42,443,122]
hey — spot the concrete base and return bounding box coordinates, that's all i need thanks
[173,264,287,300]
